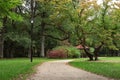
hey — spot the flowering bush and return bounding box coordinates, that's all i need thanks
[47,46,80,58]
[47,49,67,59]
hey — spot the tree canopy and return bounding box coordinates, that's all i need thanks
[0,0,120,60]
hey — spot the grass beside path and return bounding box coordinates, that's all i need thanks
[0,58,51,80]
[69,57,120,80]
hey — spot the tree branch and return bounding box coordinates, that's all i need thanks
[44,34,70,41]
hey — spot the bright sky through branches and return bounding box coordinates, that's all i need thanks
[97,0,120,5]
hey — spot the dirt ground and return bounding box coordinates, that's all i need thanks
[27,60,114,80]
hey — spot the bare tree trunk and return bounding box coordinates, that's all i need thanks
[41,35,45,57]
[82,44,93,60]
[0,17,7,58]
[0,36,4,58]
[40,15,45,57]
[83,48,93,61]
[82,37,93,61]
[28,48,31,58]
[10,48,14,58]
[94,42,104,60]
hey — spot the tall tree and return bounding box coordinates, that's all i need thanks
[70,0,120,60]
[34,0,72,57]
[0,0,22,58]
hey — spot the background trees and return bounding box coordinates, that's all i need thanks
[0,0,22,58]
[0,0,120,60]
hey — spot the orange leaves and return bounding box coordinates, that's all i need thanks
[80,0,98,9]
[75,0,99,21]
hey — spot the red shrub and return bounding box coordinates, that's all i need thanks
[47,49,67,59]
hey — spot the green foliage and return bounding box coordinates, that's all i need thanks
[53,46,80,58]
[67,46,80,58]
[0,0,23,23]
[0,0,23,36]
[0,0,120,58]
[89,47,94,53]
[70,0,120,52]
[5,32,31,48]
[0,22,2,28]
[8,12,23,21]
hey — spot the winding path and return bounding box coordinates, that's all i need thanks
[27,60,114,80]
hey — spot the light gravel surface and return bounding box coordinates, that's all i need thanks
[27,60,114,80]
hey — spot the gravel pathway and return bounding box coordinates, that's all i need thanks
[27,60,114,80]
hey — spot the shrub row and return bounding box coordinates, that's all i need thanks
[47,49,67,58]
[47,46,80,59]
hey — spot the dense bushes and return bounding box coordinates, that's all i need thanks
[47,49,67,58]
[67,47,80,58]
[47,46,80,58]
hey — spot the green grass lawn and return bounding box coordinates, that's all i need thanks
[0,58,51,80]
[69,57,120,80]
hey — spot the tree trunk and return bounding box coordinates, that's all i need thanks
[94,42,104,60]
[0,17,7,58]
[0,37,4,58]
[41,35,45,57]
[82,44,93,60]
[10,48,14,58]
[40,16,45,57]
[94,52,98,61]
[28,48,31,58]
[83,48,93,61]
[81,37,93,61]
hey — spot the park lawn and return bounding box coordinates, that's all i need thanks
[0,58,51,80]
[69,57,120,80]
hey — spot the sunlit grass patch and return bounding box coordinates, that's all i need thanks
[69,57,120,79]
[0,58,50,80]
